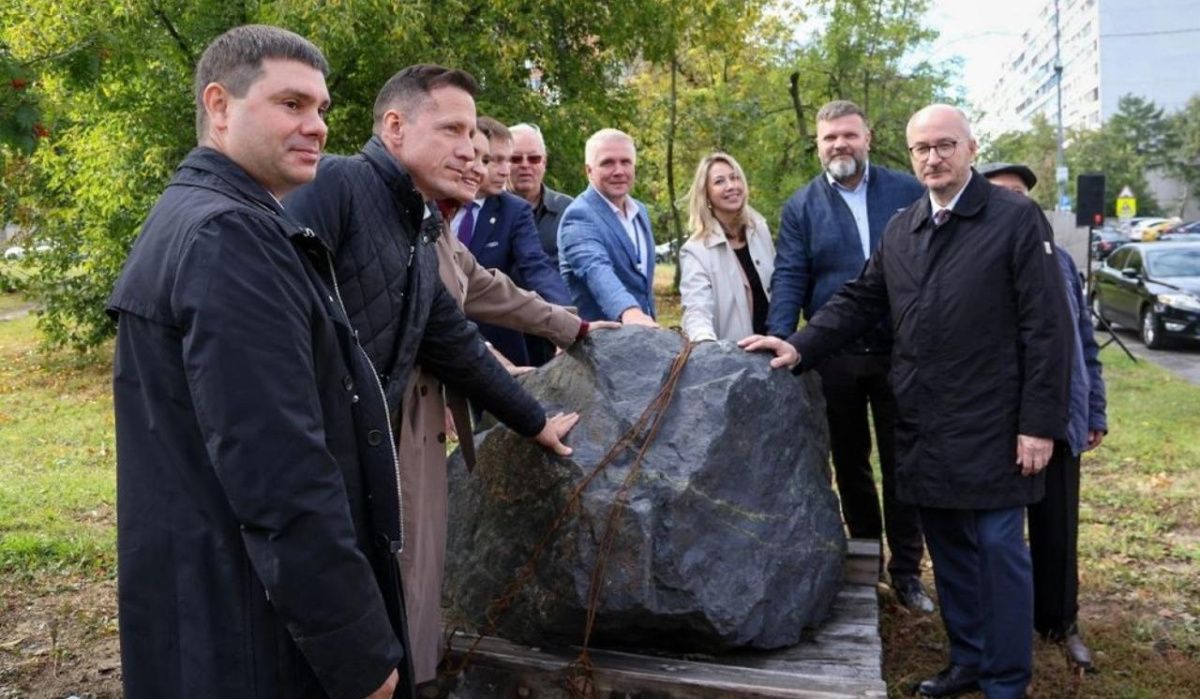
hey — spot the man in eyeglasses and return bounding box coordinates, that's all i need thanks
[456,117,570,366]
[509,123,573,272]
[509,123,576,365]
[767,99,930,615]
[742,104,1073,699]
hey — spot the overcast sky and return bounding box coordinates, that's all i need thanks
[925,0,1046,110]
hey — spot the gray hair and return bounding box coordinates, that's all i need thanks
[584,128,635,166]
[509,123,546,152]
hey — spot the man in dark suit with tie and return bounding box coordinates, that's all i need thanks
[451,117,570,364]
[558,128,658,326]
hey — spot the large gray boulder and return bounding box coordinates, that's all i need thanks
[444,327,845,653]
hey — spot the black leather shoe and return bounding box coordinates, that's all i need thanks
[916,664,980,697]
[893,575,935,613]
[1063,630,1095,673]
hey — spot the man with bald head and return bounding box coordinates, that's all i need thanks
[558,128,658,326]
[741,105,1072,698]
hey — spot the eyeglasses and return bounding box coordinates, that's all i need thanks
[510,154,544,165]
[908,140,958,161]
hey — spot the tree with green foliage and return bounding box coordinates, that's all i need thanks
[979,114,1059,211]
[0,0,662,350]
[1164,95,1200,216]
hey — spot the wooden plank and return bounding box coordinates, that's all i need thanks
[445,538,887,698]
[449,633,887,698]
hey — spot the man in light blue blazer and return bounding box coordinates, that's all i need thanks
[558,129,658,326]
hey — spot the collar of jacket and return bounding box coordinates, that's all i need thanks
[360,136,432,236]
[702,213,766,249]
[174,147,286,217]
[172,147,332,252]
[902,168,989,234]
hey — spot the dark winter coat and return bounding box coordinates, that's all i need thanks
[108,148,409,699]
[790,171,1073,509]
[284,137,545,437]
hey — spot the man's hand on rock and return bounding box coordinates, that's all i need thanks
[534,411,580,456]
[620,307,659,328]
[737,334,801,370]
[1016,434,1053,476]
[589,320,622,331]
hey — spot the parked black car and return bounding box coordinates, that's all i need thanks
[1090,226,1130,260]
[1091,242,1200,349]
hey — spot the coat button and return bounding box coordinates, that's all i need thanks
[367,430,383,446]
[351,394,359,403]
[437,432,446,444]
[343,376,354,391]
[420,385,429,397]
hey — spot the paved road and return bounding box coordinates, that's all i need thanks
[1097,324,1200,385]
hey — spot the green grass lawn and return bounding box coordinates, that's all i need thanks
[0,315,115,580]
[1,281,1197,696]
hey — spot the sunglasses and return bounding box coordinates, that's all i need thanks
[510,154,545,165]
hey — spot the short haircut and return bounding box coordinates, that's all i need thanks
[509,123,546,152]
[194,25,329,142]
[815,100,868,126]
[477,116,512,143]
[372,64,479,133]
[585,128,635,167]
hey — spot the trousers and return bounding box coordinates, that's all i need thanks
[815,352,924,578]
[921,505,1033,699]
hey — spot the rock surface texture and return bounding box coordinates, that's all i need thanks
[444,327,845,652]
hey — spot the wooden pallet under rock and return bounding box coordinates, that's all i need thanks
[444,539,887,698]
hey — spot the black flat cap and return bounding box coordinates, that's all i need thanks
[977,162,1038,190]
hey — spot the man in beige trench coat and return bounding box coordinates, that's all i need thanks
[397,128,616,684]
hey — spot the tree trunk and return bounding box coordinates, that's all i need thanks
[668,53,685,292]
[789,71,808,142]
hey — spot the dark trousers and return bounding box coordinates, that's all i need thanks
[1027,441,1080,638]
[921,506,1033,699]
[815,353,924,578]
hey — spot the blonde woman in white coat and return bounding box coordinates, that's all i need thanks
[680,152,775,342]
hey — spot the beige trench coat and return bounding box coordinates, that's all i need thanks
[397,231,580,683]
[679,213,776,342]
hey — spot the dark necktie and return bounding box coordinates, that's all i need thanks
[457,202,477,246]
[933,208,951,228]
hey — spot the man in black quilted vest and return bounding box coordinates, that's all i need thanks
[286,65,576,451]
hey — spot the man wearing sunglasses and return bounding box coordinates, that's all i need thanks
[458,117,570,366]
[509,123,574,272]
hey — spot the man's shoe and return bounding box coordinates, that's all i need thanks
[1063,630,1095,673]
[893,575,935,613]
[916,664,980,697]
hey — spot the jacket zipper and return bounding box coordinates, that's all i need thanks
[312,230,405,554]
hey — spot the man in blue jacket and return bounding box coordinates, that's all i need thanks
[558,128,658,326]
[767,100,930,612]
[981,162,1107,672]
[455,117,571,364]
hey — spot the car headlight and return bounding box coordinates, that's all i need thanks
[1157,293,1200,312]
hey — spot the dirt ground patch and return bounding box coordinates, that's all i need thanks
[880,577,1200,698]
[0,577,121,698]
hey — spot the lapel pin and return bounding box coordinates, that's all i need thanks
[489,217,496,225]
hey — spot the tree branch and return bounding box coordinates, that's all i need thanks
[151,4,196,68]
